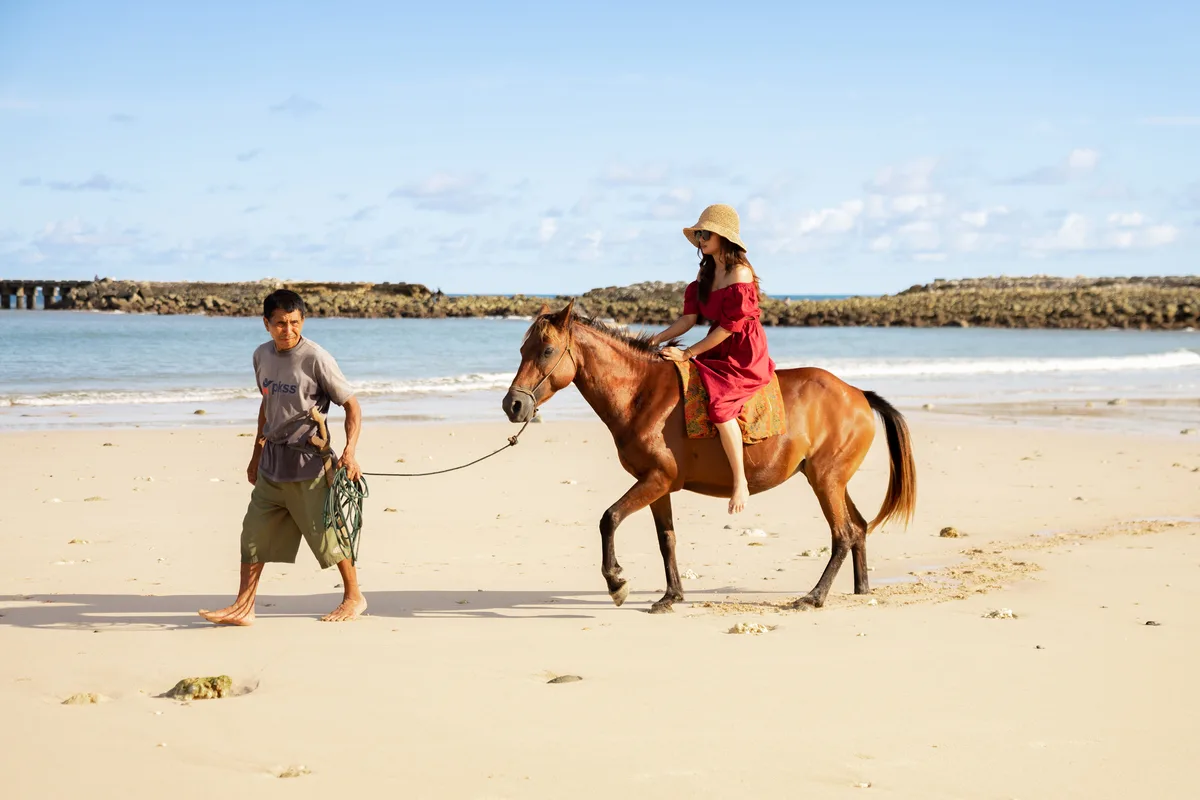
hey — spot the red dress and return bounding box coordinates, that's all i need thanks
[683,280,776,424]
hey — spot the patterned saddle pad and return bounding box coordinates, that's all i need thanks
[673,361,787,444]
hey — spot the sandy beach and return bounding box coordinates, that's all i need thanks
[3,410,1199,799]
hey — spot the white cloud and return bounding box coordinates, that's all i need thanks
[538,217,558,243]
[1026,212,1179,253]
[1066,148,1100,173]
[797,200,863,236]
[599,163,669,186]
[647,187,694,219]
[1029,213,1091,251]
[869,235,893,252]
[868,158,937,195]
[1137,225,1179,247]
[389,172,497,214]
[1106,211,1144,227]
[960,206,1009,228]
[744,196,769,224]
[1006,148,1100,185]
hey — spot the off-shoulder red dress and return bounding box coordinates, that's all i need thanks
[683,280,776,424]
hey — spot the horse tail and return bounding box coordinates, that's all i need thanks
[863,391,917,533]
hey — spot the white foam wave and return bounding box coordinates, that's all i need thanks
[4,351,1196,408]
[776,349,1200,378]
[0,373,516,408]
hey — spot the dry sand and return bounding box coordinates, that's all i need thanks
[3,411,1199,799]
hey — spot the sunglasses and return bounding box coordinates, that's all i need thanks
[693,230,712,244]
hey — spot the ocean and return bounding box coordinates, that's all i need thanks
[1,310,1197,433]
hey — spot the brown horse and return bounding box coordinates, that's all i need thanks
[502,301,917,613]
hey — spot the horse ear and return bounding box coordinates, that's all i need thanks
[538,303,552,316]
[549,299,575,329]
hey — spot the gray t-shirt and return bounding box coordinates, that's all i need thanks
[253,337,355,482]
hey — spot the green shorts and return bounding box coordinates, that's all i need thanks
[240,474,349,569]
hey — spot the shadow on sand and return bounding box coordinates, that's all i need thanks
[0,586,754,630]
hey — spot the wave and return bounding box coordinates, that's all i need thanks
[776,349,1200,378]
[3,351,1197,408]
[0,373,516,408]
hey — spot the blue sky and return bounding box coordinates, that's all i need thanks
[1,1,1197,294]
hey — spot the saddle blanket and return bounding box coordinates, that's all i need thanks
[673,360,787,444]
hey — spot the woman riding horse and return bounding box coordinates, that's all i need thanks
[651,204,774,516]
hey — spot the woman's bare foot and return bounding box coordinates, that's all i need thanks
[728,482,749,515]
[198,601,255,626]
[321,594,367,622]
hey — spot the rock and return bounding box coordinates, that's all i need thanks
[682,569,699,580]
[193,409,206,415]
[728,622,774,635]
[163,675,233,700]
[1145,620,1162,626]
[740,528,767,538]
[277,766,312,779]
[1181,429,1197,436]
[922,403,935,410]
[62,693,99,705]
[44,276,1200,329]
[383,507,398,513]
[547,675,583,684]
[67,538,89,544]
[938,526,962,538]
[1107,398,1127,406]
[983,608,1017,619]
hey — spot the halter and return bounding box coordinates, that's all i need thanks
[507,328,575,414]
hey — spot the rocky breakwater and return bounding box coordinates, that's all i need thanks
[49,275,1199,329]
[577,276,1199,330]
[53,279,553,318]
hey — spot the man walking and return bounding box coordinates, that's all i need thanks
[200,289,366,625]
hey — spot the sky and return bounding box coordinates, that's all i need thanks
[1,0,1198,295]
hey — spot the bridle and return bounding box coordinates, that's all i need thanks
[506,328,575,415]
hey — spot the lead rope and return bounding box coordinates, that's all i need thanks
[310,336,568,564]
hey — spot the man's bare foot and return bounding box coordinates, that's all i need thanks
[198,602,255,626]
[728,482,749,515]
[321,594,367,622]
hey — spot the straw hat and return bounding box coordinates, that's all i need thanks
[682,204,746,251]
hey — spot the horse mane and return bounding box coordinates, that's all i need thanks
[530,312,660,357]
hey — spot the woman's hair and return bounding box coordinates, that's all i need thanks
[697,236,761,304]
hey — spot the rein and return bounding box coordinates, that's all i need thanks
[363,332,573,477]
[306,331,574,563]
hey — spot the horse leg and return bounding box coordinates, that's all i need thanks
[846,490,871,595]
[648,494,683,614]
[792,477,854,609]
[600,476,670,607]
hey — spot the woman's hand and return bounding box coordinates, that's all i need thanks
[658,346,692,363]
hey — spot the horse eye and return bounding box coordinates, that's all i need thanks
[542,346,555,358]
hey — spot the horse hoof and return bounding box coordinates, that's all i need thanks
[789,595,822,611]
[610,582,630,607]
[648,602,674,615]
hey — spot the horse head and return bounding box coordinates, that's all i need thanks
[502,300,578,423]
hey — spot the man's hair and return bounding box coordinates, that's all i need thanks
[263,289,306,319]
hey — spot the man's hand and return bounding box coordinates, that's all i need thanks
[658,346,691,363]
[339,449,363,482]
[246,453,260,485]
